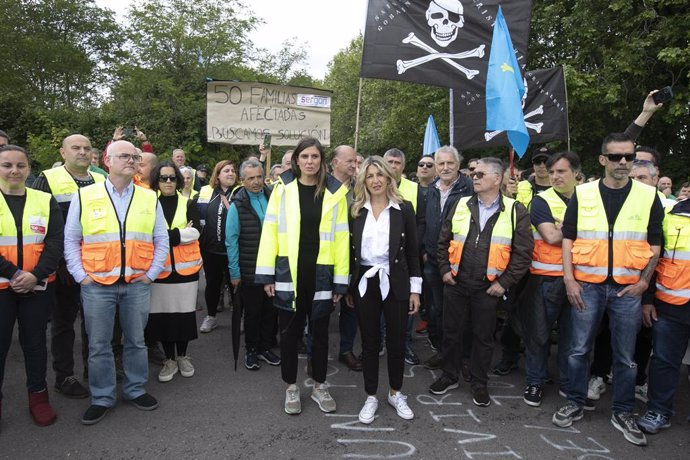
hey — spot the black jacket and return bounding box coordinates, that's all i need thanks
[231,185,272,284]
[423,175,474,264]
[349,200,422,302]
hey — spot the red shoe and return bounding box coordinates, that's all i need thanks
[28,390,57,426]
[415,320,428,334]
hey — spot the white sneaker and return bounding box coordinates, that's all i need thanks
[199,315,218,333]
[158,359,178,382]
[358,396,378,424]
[587,376,606,400]
[635,383,648,403]
[311,383,336,413]
[387,391,414,420]
[285,384,301,415]
[177,356,195,378]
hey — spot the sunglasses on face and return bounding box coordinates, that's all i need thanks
[603,153,635,162]
[418,162,434,168]
[158,175,177,182]
[468,167,476,171]
[532,158,547,165]
[470,171,495,179]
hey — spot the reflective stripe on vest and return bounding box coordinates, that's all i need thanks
[572,180,655,284]
[42,166,104,203]
[255,174,350,314]
[79,183,158,285]
[655,210,690,305]
[0,189,56,289]
[398,177,418,213]
[530,187,567,276]
[158,194,202,279]
[449,195,515,281]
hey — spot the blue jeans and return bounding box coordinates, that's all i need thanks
[647,315,690,417]
[81,282,151,407]
[525,278,572,389]
[567,283,641,413]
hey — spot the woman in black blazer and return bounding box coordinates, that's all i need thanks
[349,156,421,425]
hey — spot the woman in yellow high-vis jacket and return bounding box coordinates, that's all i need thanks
[0,145,63,427]
[256,137,349,416]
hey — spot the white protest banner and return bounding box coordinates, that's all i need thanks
[207,81,332,146]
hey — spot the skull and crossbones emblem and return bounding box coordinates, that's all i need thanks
[396,0,484,79]
[485,78,545,141]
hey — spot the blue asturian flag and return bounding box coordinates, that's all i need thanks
[485,6,529,157]
[423,114,441,156]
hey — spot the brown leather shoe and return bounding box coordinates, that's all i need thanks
[339,351,363,371]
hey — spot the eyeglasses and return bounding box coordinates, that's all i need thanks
[113,153,142,163]
[532,158,547,165]
[468,167,475,172]
[603,153,635,162]
[418,162,434,168]
[470,171,497,180]
[158,175,177,182]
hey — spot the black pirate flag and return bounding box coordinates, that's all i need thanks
[361,0,532,92]
[453,66,569,150]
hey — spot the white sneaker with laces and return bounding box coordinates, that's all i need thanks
[177,356,195,377]
[199,315,218,333]
[311,383,336,413]
[387,391,414,420]
[158,359,178,382]
[284,384,301,415]
[587,376,605,400]
[358,396,378,424]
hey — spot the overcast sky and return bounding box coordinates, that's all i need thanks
[95,0,368,79]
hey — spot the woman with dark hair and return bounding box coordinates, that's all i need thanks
[0,145,63,426]
[256,137,350,415]
[349,156,421,424]
[195,160,237,333]
[146,161,202,382]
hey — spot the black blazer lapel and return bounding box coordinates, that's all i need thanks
[389,205,402,267]
[353,207,367,260]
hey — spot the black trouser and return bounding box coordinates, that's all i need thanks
[162,341,188,359]
[356,273,407,395]
[499,320,522,363]
[51,263,87,384]
[279,305,329,385]
[242,284,277,352]
[591,313,653,385]
[441,282,500,389]
[0,285,53,400]
[201,251,230,317]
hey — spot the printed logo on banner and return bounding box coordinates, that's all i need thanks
[297,94,331,108]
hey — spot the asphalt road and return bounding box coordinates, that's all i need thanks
[2,283,689,459]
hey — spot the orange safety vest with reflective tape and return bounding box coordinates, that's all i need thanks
[157,193,202,279]
[571,180,655,284]
[0,189,56,289]
[449,195,516,280]
[655,209,690,305]
[79,182,158,284]
[530,187,567,276]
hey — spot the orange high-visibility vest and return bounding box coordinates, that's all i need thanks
[571,180,655,284]
[79,182,158,284]
[157,194,202,279]
[449,195,516,280]
[655,209,690,305]
[530,187,567,276]
[0,189,56,289]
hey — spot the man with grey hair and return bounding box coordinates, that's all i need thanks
[422,145,473,371]
[172,149,200,192]
[225,158,280,369]
[430,157,533,407]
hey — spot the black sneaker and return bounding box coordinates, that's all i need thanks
[81,405,110,425]
[523,384,543,407]
[55,376,89,399]
[429,373,459,395]
[492,359,518,376]
[258,349,281,366]
[128,393,159,411]
[245,352,261,370]
[404,346,420,365]
[611,412,647,446]
[472,386,491,407]
[584,398,596,411]
[552,402,584,427]
[423,353,443,370]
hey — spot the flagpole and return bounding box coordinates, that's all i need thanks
[562,66,571,152]
[509,147,515,178]
[354,78,364,151]
[449,88,454,146]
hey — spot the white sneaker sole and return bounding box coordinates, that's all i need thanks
[552,410,583,427]
[523,397,542,407]
[359,413,376,424]
[311,394,336,413]
[158,368,178,382]
[179,368,194,378]
[388,401,414,420]
[611,417,647,446]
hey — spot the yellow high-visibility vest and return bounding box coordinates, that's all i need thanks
[398,177,418,213]
[42,165,105,204]
[655,208,690,305]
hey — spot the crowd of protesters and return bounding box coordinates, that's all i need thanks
[0,89,689,447]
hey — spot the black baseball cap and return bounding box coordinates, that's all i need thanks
[196,164,208,172]
[531,146,554,162]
